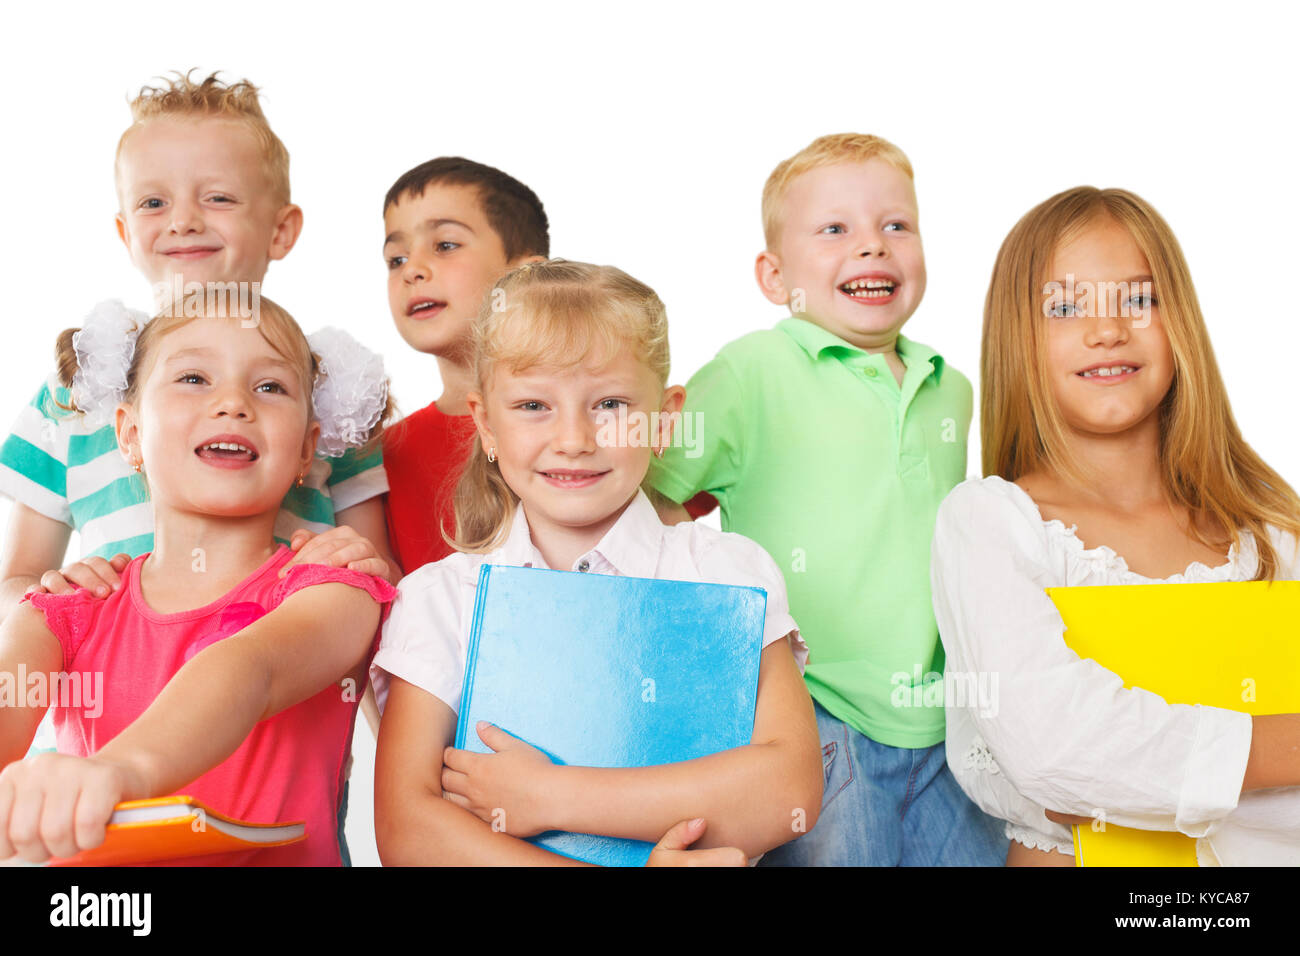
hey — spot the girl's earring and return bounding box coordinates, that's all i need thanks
[296,472,305,488]
[132,458,142,474]
[487,447,497,464]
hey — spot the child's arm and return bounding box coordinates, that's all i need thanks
[1037,715,1300,800]
[0,506,78,620]
[0,603,63,766]
[374,677,746,866]
[0,582,382,862]
[932,481,1300,837]
[645,355,743,524]
[374,676,585,866]
[1241,715,1300,790]
[441,636,822,859]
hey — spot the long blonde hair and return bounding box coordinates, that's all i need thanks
[982,186,1300,580]
[449,259,671,553]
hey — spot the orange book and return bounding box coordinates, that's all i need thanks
[51,795,306,867]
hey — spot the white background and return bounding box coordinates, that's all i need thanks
[1,0,1296,866]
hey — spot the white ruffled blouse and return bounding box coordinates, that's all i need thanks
[931,476,1300,865]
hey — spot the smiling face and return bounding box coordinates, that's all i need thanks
[116,315,319,520]
[383,183,518,359]
[758,160,926,351]
[115,117,298,293]
[1042,215,1175,440]
[467,349,684,551]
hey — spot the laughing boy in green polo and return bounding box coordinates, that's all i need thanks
[648,133,1007,865]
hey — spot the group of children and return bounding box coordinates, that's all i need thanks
[0,70,1296,867]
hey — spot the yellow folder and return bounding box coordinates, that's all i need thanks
[1047,580,1300,866]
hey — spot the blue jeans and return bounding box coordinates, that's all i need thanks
[759,701,1008,866]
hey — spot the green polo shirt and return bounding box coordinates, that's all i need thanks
[649,317,972,748]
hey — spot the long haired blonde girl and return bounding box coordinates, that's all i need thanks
[449,259,671,553]
[982,186,1300,580]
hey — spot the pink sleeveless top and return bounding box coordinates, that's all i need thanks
[26,546,395,865]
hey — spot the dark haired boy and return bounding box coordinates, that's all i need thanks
[380,158,548,574]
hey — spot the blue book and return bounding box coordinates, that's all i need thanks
[454,564,766,866]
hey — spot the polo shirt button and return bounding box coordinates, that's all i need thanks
[577,559,590,572]
[864,367,878,378]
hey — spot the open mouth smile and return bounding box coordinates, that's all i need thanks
[839,275,898,303]
[539,469,608,488]
[195,436,260,468]
[1077,364,1140,381]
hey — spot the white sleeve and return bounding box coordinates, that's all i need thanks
[0,375,75,524]
[369,558,475,715]
[1265,524,1300,580]
[1213,783,1300,864]
[930,481,1252,838]
[696,531,807,672]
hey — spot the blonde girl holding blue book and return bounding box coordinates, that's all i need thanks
[931,187,1300,866]
[373,260,821,865]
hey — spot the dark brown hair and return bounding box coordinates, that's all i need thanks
[384,157,549,261]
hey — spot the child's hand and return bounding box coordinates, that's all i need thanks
[24,554,131,599]
[0,752,142,863]
[441,722,557,837]
[280,526,390,580]
[646,818,748,867]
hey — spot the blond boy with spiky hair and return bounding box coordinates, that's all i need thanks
[649,133,1007,866]
[0,74,396,808]
[112,73,300,308]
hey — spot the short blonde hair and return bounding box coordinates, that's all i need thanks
[115,70,291,206]
[450,259,671,553]
[761,133,914,248]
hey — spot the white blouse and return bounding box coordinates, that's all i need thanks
[372,489,807,717]
[931,476,1300,865]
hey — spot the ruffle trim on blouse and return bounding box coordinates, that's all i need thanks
[962,736,1001,775]
[1041,518,1256,585]
[1007,822,1074,856]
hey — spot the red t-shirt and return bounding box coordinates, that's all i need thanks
[26,547,396,866]
[382,400,477,575]
[684,491,719,520]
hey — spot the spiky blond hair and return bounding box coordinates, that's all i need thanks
[115,70,290,205]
